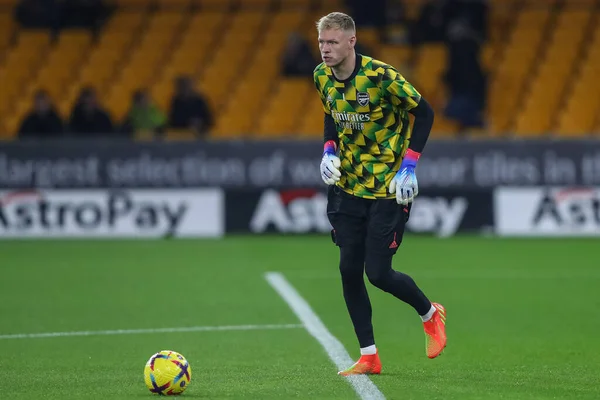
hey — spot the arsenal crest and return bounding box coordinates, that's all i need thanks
[357,91,370,106]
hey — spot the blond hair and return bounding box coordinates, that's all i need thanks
[316,12,356,33]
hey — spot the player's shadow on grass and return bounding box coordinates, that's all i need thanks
[134,394,204,398]
[372,372,404,377]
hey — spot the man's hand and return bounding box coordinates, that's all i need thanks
[320,140,341,185]
[321,153,341,185]
[389,149,420,205]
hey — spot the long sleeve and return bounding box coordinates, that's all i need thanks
[407,97,434,153]
[324,113,338,147]
[381,66,434,154]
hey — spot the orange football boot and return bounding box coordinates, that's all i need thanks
[338,352,382,376]
[423,302,447,359]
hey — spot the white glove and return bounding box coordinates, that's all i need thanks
[389,166,419,205]
[320,153,341,185]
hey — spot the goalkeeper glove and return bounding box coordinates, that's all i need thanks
[389,149,420,205]
[320,140,341,185]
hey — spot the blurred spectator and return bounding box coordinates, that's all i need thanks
[410,0,449,45]
[355,42,373,58]
[383,1,409,45]
[68,87,114,137]
[15,0,112,33]
[442,0,489,130]
[15,0,61,30]
[345,0,386,28]
[61,0,113,32]
[169,76,214,137]
[445,0,488,41]
[18,90,64,139]
[122,89,167,138]
[282,32,319,77]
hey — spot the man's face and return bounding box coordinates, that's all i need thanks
[82,92,97,111]
[176,78,193,97]
[138,92,150,107]
[34,95,50,114]
[318,28,355,68]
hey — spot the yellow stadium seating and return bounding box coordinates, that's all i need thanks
[198,9,268,115]
[110,0,153,7]
[402,0,425,21]
[1,1,600,139]
[0,30,51,137]
[214,8,309,137]
[379,44,412,72]
[164,128,198,141]
[0,12,14,57]
[411,44,447,105]
[556,22,600,136]
[255,78,312,137]
[488,8,552,134]
[297,94,326,137]
[155,0,192,8]
[514,9,592,136]
[151,11,225,112]
[191,0,235,10]
[5,30,94,131]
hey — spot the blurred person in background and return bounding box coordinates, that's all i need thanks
[18,89,64,139]
[442,0,488,131]
[410,0,449,45]
[168,76,214,138]
[14,0,61,31]
[382,1,409,45]
[282,32,319,77]
[15,0,112,33]
[67,86,114,137]
[60,0,113,32]
[345,0,387,41]
[121,89,167,138]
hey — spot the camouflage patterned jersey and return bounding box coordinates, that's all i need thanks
[313,54,421,199]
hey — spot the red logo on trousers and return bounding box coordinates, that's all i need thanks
[389,232,398,249]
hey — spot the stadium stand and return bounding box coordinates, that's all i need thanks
[0,0,599,139]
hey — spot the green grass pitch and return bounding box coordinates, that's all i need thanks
[0,235,599,399]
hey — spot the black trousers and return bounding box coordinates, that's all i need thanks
[327,185,431,348]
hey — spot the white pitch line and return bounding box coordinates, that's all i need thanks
[265,272,385,400]
[0,323,303,340]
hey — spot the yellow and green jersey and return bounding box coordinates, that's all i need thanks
[313,54,421,199]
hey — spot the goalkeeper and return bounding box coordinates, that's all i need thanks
[313,12,447,376]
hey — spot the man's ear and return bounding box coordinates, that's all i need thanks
[349,35,356,48]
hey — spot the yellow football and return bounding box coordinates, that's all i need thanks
[144,350,192,395]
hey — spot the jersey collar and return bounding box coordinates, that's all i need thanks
[331,53,362,83]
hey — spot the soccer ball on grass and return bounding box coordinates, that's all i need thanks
[144,350,192,395]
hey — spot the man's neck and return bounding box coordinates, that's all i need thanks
[332,51,356,81]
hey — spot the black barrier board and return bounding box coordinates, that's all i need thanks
[1,139,600,189]
[225,187,494,237]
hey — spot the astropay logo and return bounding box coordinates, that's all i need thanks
[495,187,600,236]
[249,189,331,233]
[406,196,468,237]
[0,189,224,238]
